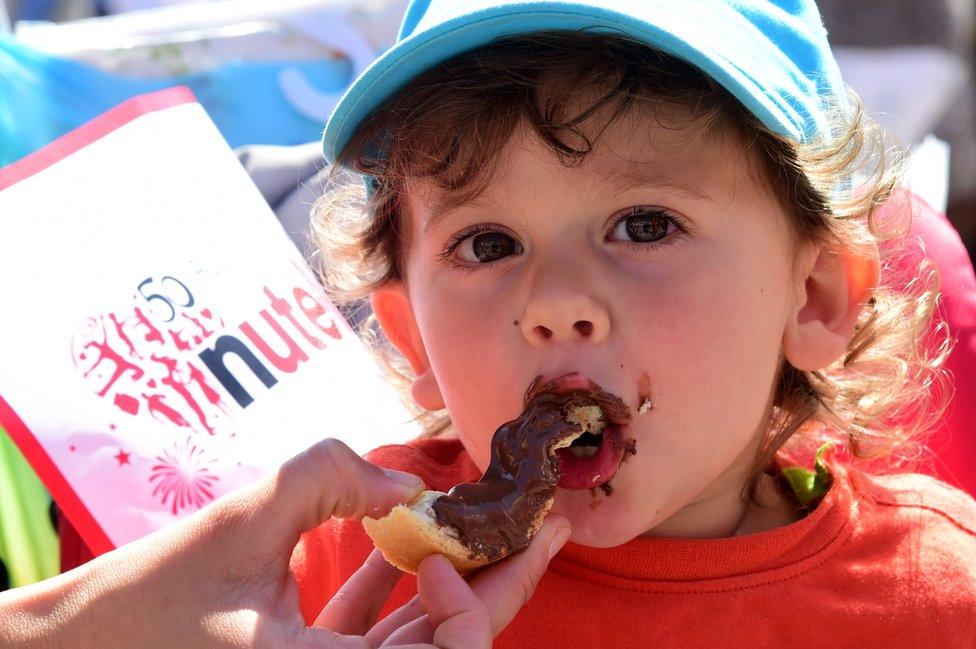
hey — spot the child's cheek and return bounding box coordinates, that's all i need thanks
[420,289,524,470]
[643,262,787,465]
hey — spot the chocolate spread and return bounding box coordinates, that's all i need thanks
[431,384,630,561]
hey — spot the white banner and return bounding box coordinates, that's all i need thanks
[0,88,419,554]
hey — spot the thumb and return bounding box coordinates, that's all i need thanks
[466,514,571,636]
[248,438,425,552]
[416,555,493,649]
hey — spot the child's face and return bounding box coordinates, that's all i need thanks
[382,107,828,545]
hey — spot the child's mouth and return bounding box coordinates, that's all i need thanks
[555,426,629,489]
[523,372,635,490]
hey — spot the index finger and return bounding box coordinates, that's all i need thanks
[248,438,425,556]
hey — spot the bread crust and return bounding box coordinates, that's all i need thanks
[362,491,488,573]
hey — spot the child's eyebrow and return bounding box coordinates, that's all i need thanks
[424,197,490,233]
[423,169,714,233]
[604,168,715,205]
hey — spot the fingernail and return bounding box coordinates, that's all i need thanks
[382,468,425,491]
[548,527,571,559]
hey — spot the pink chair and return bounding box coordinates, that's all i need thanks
[885,189,976,497]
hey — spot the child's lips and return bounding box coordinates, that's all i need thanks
[522,372,598,405]
[523,371,636,490]
[523,371,632,426]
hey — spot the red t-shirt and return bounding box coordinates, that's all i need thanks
[291,436,976,648]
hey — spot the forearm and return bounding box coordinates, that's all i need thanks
[0,560,115,648]
[0,439,432,649]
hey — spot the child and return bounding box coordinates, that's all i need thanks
[291,1,976,646]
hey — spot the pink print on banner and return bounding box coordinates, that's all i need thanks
[150,437,219,515]
[71,274,231,513]
[71,275,232,439]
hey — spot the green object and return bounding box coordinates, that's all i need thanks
[781,442,835,506]
[0,427,59,587]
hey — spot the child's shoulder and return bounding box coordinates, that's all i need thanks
[850,468,976,537]
[365,435,481,492]
[844,467,976,604]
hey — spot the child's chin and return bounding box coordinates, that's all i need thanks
[550,491,639,547]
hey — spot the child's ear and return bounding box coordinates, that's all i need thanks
[782,242,880,371]
[370,281,446,411]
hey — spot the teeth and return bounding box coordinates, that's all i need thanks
[568,445,599,458]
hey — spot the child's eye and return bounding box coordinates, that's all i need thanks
[607,207,683,245]
[447,225,523,264]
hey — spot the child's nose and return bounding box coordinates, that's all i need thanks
[519,291,610,347]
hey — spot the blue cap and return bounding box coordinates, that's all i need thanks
[322,0,845,165]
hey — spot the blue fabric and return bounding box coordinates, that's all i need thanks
[322,0,846,165]
[0,36,354,167]
[13,0,58,22]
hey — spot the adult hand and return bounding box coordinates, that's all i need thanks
[0,438,569,648]
[313,510,571,647]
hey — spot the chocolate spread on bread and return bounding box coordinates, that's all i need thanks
[431,384,630,561]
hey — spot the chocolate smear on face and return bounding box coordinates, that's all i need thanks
[637,372,653,415]
[431,384,630,562]
[624,438,637,459]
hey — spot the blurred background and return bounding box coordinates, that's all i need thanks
[1,0,974,593]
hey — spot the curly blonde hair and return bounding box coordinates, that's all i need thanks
[310,32,952,505]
